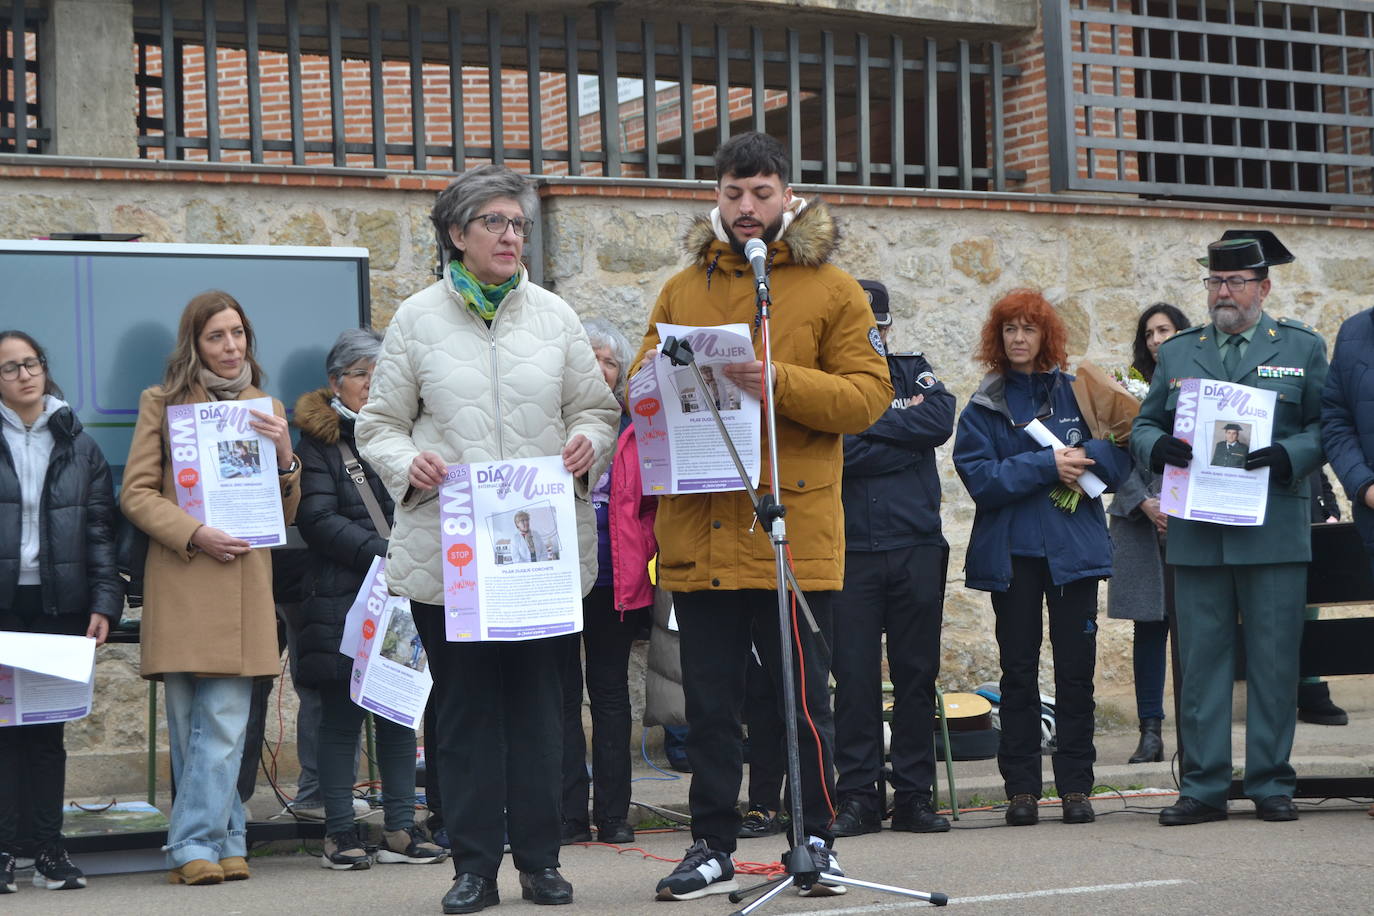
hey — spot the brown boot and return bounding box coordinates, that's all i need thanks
[219,856,251,881]
[167,859,225,885]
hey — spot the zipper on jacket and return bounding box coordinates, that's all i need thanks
[488,332,506,459]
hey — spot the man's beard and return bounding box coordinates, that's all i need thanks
[1210,300,1260,335]
[727,213,786,256]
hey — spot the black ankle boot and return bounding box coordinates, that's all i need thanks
[1127,717,1164,764]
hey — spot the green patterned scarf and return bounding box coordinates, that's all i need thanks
[449,259,520,321]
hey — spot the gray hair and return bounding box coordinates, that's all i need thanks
[431,164,539,259]
[582,317,632,392]
[325,327,383,381]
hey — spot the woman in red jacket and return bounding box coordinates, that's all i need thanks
[559,318,657,846]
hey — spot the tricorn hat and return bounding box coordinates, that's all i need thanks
[858,279,892,328]
[1224,423,1243,431]
[1197,229,1295,268]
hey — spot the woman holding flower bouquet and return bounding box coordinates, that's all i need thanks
[1107,303,1191,764]
[953,289,1130,827]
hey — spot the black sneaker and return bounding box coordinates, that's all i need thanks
[796,841,846,897]
[654,839,737,900]
[321,829,372,870]
[597,820,636,845]
[737,807,783,838]
[830,796,881,837]
[32,842,86,890]
[890,798,951,833]
[1,851,16,894]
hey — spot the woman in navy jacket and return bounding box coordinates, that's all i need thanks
[953,290,1128,828]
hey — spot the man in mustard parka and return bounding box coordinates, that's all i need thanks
[632,133,891,902]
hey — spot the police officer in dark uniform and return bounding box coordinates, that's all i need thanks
[830,280,957,836]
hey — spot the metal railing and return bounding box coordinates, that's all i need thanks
[1,0,48,153]
[1045,0,1374,207]
[131,0,1024,190]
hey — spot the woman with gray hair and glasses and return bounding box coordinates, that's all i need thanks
[293,327,447,871]
[357,165,618,914]
[559,318,657,848]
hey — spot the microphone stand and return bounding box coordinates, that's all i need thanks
[660,266,946,916]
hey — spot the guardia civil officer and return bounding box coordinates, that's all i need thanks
[829,282,955,837]
[1131,230,1328,826]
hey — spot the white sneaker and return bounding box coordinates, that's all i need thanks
[797,841,846,897]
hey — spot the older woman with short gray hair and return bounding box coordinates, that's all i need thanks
[293,326,445,871]
[358,165,618,913]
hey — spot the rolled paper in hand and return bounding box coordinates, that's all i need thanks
[1024,419,1107,500]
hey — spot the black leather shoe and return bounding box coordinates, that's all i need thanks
[1159,796,1228,826]
[830,796,881,837]
[1127,718,1165,764]
[520,867,573,905]
[890,798,950,834]
[1061,793,1095,824]
[1256,795,1299,822]
[1004,793,1039,826]
[1298,682,1348,726]
[597,820,635,844]
[560,820,592,845]
[442,873,499,914]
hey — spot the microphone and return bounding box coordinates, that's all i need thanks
[744,238,770,294]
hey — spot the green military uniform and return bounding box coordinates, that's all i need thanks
[1132,312,1327,809]
[1211,439,1248,468]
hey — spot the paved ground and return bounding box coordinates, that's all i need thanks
[8,677,1374,914]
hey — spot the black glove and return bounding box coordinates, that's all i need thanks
[1244,444,1292,482]
[1149,435,1193,472]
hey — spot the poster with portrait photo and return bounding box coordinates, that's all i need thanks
[440,455,581,642]
[165,396,286,547]
[628,322,761,495]
[1160,378,1275,526]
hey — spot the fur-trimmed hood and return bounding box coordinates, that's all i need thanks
[682,199,840,269]
[294,387,347,445]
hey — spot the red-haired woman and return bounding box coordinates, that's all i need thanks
[952,289,1129,828]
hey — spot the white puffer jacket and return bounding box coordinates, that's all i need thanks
[357,270,619,606]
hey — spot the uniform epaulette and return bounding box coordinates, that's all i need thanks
[1171,325,1205,338]
[1277,317,1319,336]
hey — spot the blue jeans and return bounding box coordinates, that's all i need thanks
[162,673,253,866]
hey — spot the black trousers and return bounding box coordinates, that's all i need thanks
[743,648,786,811]
[675,588,835,854]
[559,586,644,830]
[413,601,563,879]
[990,557,1099,797]
[832,545,947,810]
[0,586,87,852]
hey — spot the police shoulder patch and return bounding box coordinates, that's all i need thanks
[916,371,937,389]
[868,327,886,356]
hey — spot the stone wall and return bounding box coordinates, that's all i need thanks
[6,167,1372,796]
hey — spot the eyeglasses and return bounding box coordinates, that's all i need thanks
[466,213,535,238]
[339,368,373,381]
[1202,276,1263,292]
[0,357,45,381]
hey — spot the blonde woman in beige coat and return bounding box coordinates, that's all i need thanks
[121,290,300,887]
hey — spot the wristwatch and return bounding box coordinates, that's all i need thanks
[278,456,300,476]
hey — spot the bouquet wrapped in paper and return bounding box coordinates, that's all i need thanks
[1070,360,1141,447]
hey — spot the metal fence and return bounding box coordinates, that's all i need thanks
[1045,0,1374,207]
[1,1,47,154]
[130,0,1024,190]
